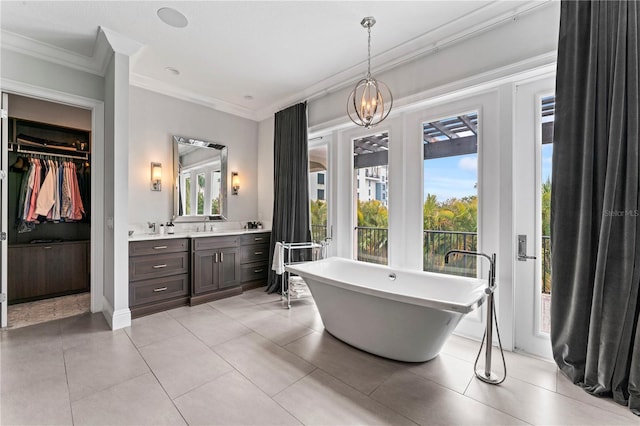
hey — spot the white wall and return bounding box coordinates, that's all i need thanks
[128,87,259,225]
[307,2,560,128]
[257,116,274,227]
[1,49,104,101]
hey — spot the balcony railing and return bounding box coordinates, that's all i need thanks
[312,225,552,288]
[542,236,551,294]
[356,227,388,264]
[311,224,328,242]
[423,230,478,277]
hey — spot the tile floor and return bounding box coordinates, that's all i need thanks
[1,288,637,425]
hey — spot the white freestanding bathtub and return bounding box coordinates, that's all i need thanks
[285,257,487,362]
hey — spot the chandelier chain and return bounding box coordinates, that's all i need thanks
[367,25,372,78]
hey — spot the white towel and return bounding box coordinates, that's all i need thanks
[272,242,284,275]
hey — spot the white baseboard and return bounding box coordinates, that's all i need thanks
[101,297,131,330]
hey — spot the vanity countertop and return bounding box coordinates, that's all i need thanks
[128,228,270,242]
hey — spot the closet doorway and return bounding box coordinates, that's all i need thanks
[3,94,92,329]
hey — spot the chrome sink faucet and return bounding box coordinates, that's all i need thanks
[147,222,156,233]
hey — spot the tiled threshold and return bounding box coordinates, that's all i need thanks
[1,289,637,425]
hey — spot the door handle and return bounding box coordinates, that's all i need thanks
[517,234,537,261]
[220,252,224,262]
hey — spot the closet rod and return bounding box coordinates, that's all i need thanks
[11,145,89,161]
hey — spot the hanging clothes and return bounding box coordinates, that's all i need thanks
[14,155,90,232]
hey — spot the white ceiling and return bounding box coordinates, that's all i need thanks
[1,1,549,121]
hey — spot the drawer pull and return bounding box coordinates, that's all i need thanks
[43,246,53,250]
[254,251,263,255]
[153,287,168,292]
[254,237,263,241]
[254,269,264,273]
[153,246,168,250]
[152,264,167,269]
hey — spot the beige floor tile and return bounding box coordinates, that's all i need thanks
[1,376,73,425]
[175,308,252,346]
[139,333,232,399]
[465,373,637,425]
[0,318,63,349]
[71,373,186,425]
[174,371,301,425]
[242,310,315,346]
[64,332,149,401]
[502,349,557,391]
[407,352,475,394]
[166,303,216,319]
[274,368,417,426]
[1,340,67,393]
[208,296,259,318]
[277,302,325,332]
[284,331,402,395]
[372,370,527,425]
[125,311,189,348]
[214,332,315,396]
[441,334,482,363]
[61,312,123,351]
[238,287,283,305]
[555,370,640,421]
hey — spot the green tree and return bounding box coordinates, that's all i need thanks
[542,177,551,237]
[310,200,327,241]
[357,200,388,228]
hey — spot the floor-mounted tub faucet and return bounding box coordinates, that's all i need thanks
[444,249,505,385]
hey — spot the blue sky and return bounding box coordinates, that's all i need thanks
[424,145,553,202]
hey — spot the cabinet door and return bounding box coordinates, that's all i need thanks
[219,247,240,289]
[46,243,88,294]
[193,249,219,295]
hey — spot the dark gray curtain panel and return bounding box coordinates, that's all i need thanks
[266,102,311,294]
[550,0,639,415]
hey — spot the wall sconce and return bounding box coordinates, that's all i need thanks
[231,171,240,195]
[151,162,162,191]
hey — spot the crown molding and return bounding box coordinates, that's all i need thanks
[129,73,258,121]
[98,26,144,58]
[1,29,104,76]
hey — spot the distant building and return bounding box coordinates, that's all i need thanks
[355,166,388,207]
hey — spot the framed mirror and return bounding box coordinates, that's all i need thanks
[173,135,228,221]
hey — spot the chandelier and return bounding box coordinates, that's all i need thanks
[347,17,393,129]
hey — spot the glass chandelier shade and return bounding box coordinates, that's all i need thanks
[347,17,393,129]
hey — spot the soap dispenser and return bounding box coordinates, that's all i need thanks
[167,221,175,234]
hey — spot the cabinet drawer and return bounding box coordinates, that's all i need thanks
[192,236,239,251]
[239,233,271,245]
[240,243,269,264]
[241,263,269,283]
[130,238,188,256]
[130,274,189,307]
[129,252,189,281]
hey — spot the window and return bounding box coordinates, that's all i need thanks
[196,172,206,215]
[309,144,329,242]
[423,112,478,277]
[210,171,221,215]
[354,132,389,264]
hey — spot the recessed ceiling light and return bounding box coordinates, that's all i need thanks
[165,67,180,76]
[243,95,254,101]
[157,7,188,28]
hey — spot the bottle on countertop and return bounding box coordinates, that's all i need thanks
[167,221,175,234]
[158,223,165,235]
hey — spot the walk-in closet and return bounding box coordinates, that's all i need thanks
[5,94,91,328]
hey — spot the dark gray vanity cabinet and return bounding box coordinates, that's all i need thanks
[191,236,242,305]
[129,238,190,318]
[239,232,272,290]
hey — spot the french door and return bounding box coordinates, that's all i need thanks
[514,77,555,358]
[1,92,8,327]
